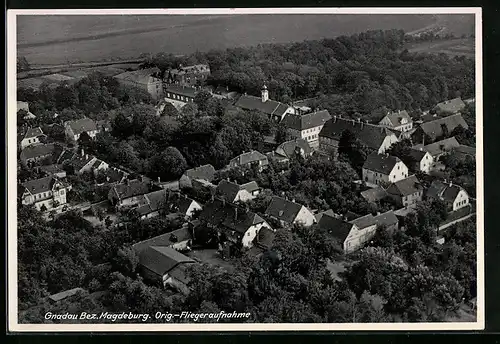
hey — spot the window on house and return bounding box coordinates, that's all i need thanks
[60,190,65,195]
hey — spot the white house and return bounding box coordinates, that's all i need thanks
[215,180,260,203]
[280,110,332,150]
[265,196,316,228]
[64,118,99,143]
[426,180,470,212]
[362,153,409,186]
[378,110,413,132]
[234,85,296,122]
[19,127,46,150]
[20,176,70,212]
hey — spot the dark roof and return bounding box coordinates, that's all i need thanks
[230,150,268,166]
[254,226,275,250]
[216,180,241,202]
[23,127,44,139]
[234,94,282,115]
[199,199,265,234]
[373,211,399,228]
[135,189,167,216]
[360,187,388,203]
[39,164,65,175]
[455,145,476,157]
[164,84,197,98]
[166,192,199,214]
[416,137,460,157]
[363,153,402,175]
[349,214,376,230]
[183,164,216,182]
[20,143,61,161]
[70,154,96,172]
[320,117,396,150]
[66,118,98,135]
[114,67,161,85]
[426,180,464,203]
[407,148,429,163]
[281,110,331,130]
[112,180,150,201]
[442,185,462,202]
[434,98,466,114]
[138,246,194,276]
[315,209,336,222]
[386,175,422,197]
[275,138,312,158]
[132,228,193,253]
[318,214,355,242]
[265,196,304,224]
[240,181,260,193]
[273,103,292,118]
[22,176,61,195]
[418,114,469,140]
[56,149,76,164]
[105,168,126,183]
[380,110,412,127]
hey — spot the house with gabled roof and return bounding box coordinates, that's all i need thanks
[411,114,468,144]
[360,187,388,204]
[17,101,36,119]
[452,145,476,160]
[19,143,63,166]
[114,67,163,100]
[20,176,70,212]
[234,85,296,122]
[362,153,408,186]
[317,213,359,254]
[433,97,466,116]
[129,189,168,220]
[413,136,461,160]
[426,180,470,212]
[179,164,216,189]
[265,196,316,228]
[267,138,313,164]
[281,110,332,149]
[164,192,203,220]
[215,179,260,203]
[386,175,424,208]
[228,150,269,172]
[133,244,195,293]
[319,117,399,160]
[66,149,109,175]
[64,118,99,143]
[198,199,274,248]
[108,179,153,210]
[19,127,46,150]
[402,148,434,173]
[133,226,194,254]
[378,110,413,132]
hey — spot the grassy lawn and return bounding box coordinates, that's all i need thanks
[406,38,475,57]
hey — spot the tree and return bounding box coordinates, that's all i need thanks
[194,90,213,112]
[113,246,139,277]
[275,124,291,144]
[148,146,188,181]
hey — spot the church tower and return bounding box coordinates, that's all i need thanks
[261,84,269,102]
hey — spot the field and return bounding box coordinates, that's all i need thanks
[406,38,475,57]
[16,14,472,66]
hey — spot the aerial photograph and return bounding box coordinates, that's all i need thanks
[14,11,478,326]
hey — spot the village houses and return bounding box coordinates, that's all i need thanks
[234,85,296,122]
[266,138,313,164]
[65,149,109,175]
[129,189,168,220]
[19,127,46,150]
[132,243,196,294]
[199,199,274,249]
[426,180,470,212]
[411,114,468,144]
[20,176,70,212]
[319,116,399,159]
[163,84,198,110]
[164,64,211,87]
[20,143,63,167]
[362,153,409,186]
[38,164,67,179]
[64,117,99,143]
[265,196,316,228]
[385,175,424,208]
[280,109,332,149]
[433,97,466,116]
[216,179,261,203]
[108,179,154,210]
[413,136,461,160]
[228,150,269,172]
[164,192,203,220]
[179,164,216,189]
[401,148,434,174]
[114,67,164,100]
[378,110,413,132]
[17,101,36,120]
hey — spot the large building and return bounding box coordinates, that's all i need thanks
[319,117,399,159]
[411,114,468,144]
[362,153,409,186]
[234,85,296,122]
[20,176,70,212]
[280,110,332,149]
[163,84,198,110]
[114,67,163,100]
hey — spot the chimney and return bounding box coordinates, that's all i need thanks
[333,115,337,122]
[419,147,423,151]
[81,148,85,157]
[357,118,361,122]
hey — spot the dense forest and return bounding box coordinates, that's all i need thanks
[17,29,476,323]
